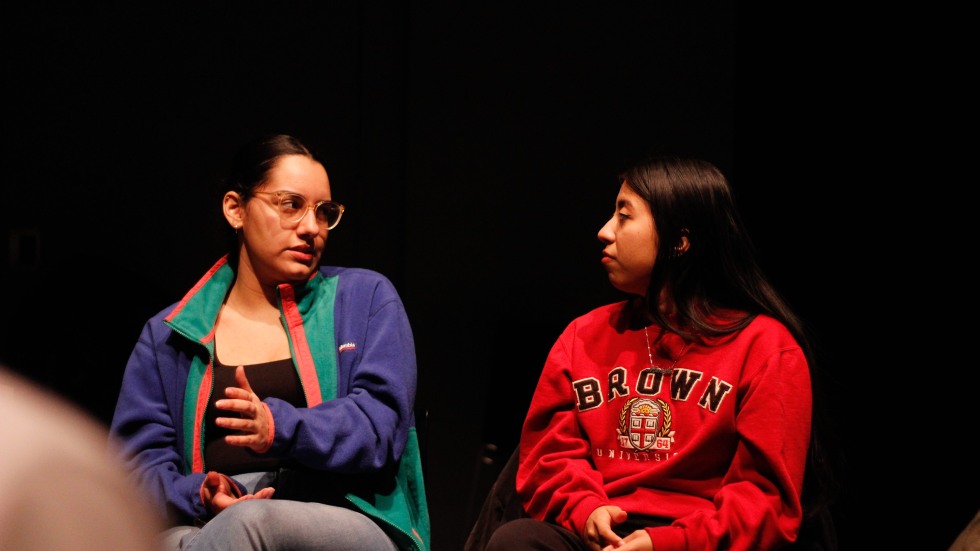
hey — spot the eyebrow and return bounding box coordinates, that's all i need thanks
[266,190,333,202]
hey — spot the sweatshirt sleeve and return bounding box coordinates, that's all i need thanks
[516,321,607,538]
[645,345,812,551]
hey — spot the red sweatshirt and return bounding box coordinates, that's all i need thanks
[517,301,811,551]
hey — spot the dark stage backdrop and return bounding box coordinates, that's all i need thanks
[1,4,973,550]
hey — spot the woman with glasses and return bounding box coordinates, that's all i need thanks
[483,157,837,551]
[109,134,429,551]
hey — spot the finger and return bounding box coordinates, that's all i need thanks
[254,487,275,499]
[236,486,275,502]
[599,527,623,546]
[224,433,260,446]
[222,386,252,400]
[616,531,647,550]
[611,508,628,524]
[215,416,255,431]
[215,398,257,416]
[234,365,255,394]
[210,493,236,513]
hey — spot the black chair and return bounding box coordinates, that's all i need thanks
[463,447,524,551]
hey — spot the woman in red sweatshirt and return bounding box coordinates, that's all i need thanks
[486,157,835,551]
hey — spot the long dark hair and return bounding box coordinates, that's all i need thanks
[622,156,839,542]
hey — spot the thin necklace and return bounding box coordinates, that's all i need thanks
[643,326,693,375]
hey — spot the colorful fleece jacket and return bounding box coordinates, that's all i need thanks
[109,256,430,551]
[517,301,811,551]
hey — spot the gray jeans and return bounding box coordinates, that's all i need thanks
[161,472,399,551]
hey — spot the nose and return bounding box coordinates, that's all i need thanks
[296,206,322,235]
[598,216,615,244]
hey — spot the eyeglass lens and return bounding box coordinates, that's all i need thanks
[279,193,342,228]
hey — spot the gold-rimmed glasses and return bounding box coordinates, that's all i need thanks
[251,191,345,230]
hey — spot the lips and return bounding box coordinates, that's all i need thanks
[289,247,316,262]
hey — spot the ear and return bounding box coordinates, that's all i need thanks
[673,229,691,256]
[223,191,246,230]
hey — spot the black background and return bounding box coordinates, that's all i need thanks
[1,3,974,550]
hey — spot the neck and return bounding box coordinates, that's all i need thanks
[226,262,279,317]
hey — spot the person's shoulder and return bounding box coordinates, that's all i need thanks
[742,313,798,345]
[583,300,629,318]
[320,264,388,280]
[319,265,395,287]
[565,300,630,331]
[746,313,792,333]
[318,265,402,301]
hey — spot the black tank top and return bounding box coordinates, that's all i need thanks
[204,357,305,474]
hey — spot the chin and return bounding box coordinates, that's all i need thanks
[282,266,317,282]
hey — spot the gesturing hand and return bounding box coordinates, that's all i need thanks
[215,366,273,453]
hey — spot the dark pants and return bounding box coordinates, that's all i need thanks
[485,518,588,551]
[486,516,671,551]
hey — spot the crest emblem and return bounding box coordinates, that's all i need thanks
[618,397,673,451]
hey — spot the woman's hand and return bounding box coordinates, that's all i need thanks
[585,506,654,551]
[201,471,275,515]
[584,505,628,551]
[215,366,273,453]
[601,529,652,551]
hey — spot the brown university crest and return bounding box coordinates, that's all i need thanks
[617,397,674,451]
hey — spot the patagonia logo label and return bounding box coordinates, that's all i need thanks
[338,342,357,353]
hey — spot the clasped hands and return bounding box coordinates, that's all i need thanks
[584,506,653,551]
[203,366,276,514]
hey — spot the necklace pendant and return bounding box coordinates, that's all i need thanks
[643,325,687,376]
